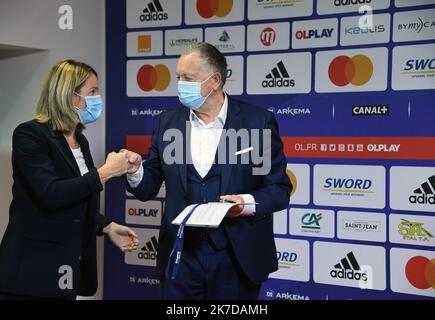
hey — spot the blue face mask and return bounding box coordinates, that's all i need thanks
[74,94,103,124]
[177,73,215,110]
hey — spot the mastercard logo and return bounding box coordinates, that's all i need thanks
[405,256,435,290]
[137,64,170,92]
[197,0,233,19]
[328,55,373,87]
[286,169,297,197]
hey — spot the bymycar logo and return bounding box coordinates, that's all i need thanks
[260,27,276,46]
[263,61,295,88]
[399,219,434,242]
[140,0,168,22]
[295,28,334,40]
[397,16,435,34]
[330,251,368,282]
[137,64,170,92]
[409,175,435,205]
[402,58,435,76]
[323,178,373,193]
[334,0,372,6]
[196,0,233,18]
[329,55,373,87]
[352,105,389,116]
[138,236,158,261]
[405,256,435,290]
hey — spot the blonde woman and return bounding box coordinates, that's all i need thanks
[0,60,138,300]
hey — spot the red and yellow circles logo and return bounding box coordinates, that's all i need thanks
[196,0,233,19]
[137,64,170,92]
[405,256,435,290]
[328,55,373,87]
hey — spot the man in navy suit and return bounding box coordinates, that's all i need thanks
[124,42,291,299]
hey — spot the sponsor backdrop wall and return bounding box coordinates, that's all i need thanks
[105,0,435,300]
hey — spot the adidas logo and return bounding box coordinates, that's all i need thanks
[137,236,158,260]
[262,61,295,88]
[409,175,435,205]
[140,0,168,22]
[330,252,368,282]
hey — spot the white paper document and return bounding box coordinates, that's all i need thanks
[171,202,255,228]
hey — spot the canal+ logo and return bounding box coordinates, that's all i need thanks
[197,0,233,19]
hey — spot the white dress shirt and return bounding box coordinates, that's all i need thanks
[71,147,89,176]
[128,93,256,215]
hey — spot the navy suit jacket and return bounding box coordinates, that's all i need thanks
[128,97,292,284]
[0,120,109,297]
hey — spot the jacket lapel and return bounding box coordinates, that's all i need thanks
[219,97,241,195]
[176,108,190,194]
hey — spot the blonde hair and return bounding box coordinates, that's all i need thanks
[35,59,97,133]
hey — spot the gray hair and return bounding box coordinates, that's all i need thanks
[183,42,227,88]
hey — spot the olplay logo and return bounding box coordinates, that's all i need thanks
[389,214,435,248]
[292,18,338,49]
[246,21,294,51]
[315,47,388,93]
[317,0,390,15]
[125,200,162,226]
[127,31,163,57]
[205,26,245,53]
[286,163,310,205]
[390,166,435,212]
[392,44,435,91]
[289,208,335,238]
[390,248,435,298]
[314,241,386,290]
[125,228,159,267]
[126,0,181,28]
[185,0,244,25]
[269,238,310,282]
[247,53,311,94]
[314,164,386,209]
[127,59,177,97]
[340,13,391,46]
[248,0,313,21]
[337,211,386,243]
[393,9,435,42]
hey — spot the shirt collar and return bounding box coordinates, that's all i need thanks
[190,92,228,127]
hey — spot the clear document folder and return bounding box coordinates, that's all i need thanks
[171,202,256,228]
